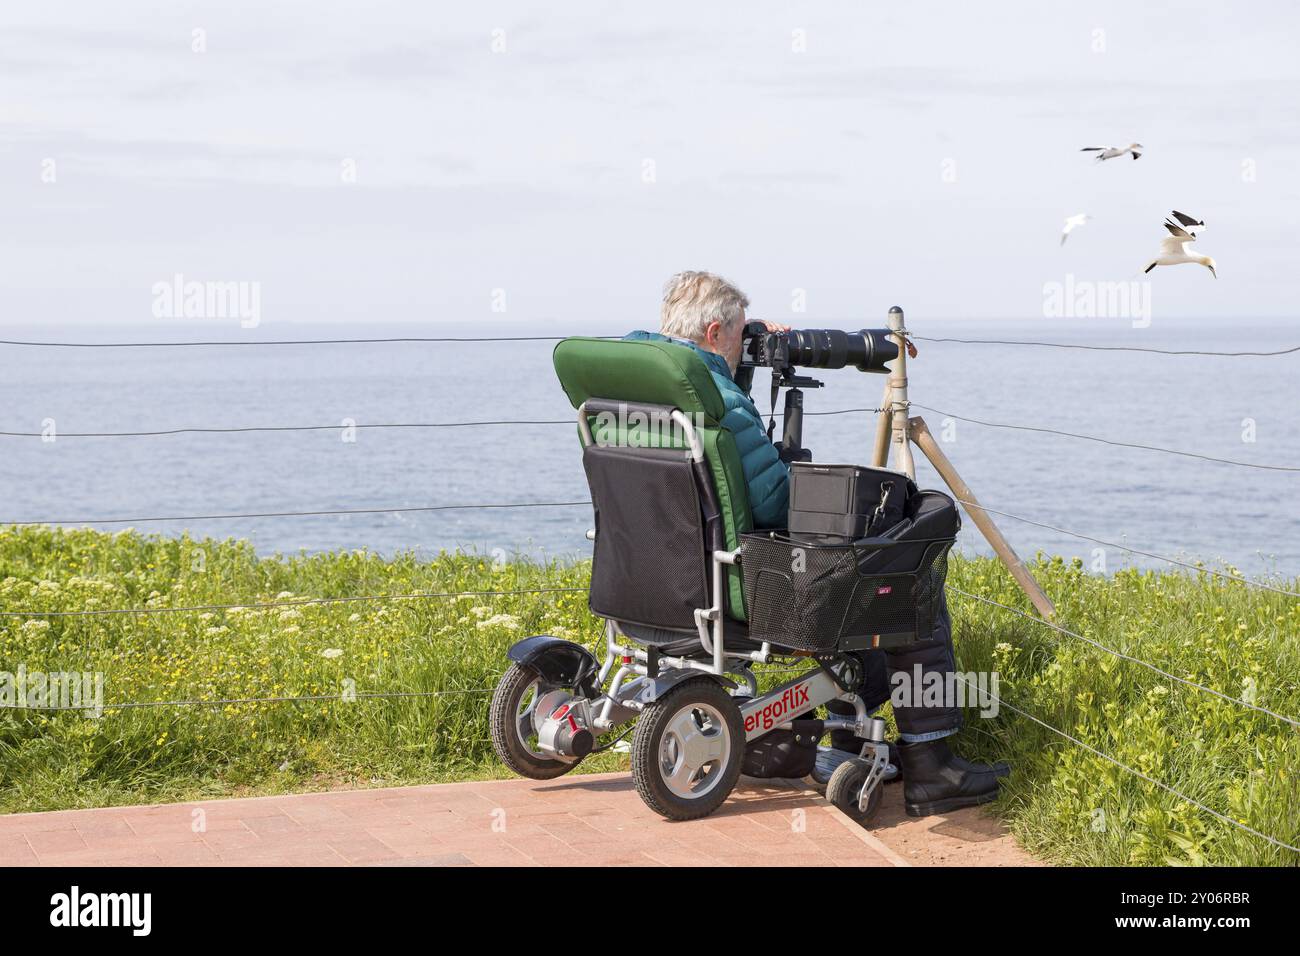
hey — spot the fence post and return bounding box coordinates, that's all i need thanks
[886,306,915,479]
[870,380,893,469]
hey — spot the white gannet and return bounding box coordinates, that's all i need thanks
[1166,208,1205,237]
[1080,143,1143,162]
[1143,210,1216,278]
[1061,213,1091,245]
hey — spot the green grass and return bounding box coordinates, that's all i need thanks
[1,525,1296,866]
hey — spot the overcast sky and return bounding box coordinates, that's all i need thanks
[2,1,1297,331]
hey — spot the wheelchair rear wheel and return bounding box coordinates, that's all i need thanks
[631,678,744,821]
[489,663,581,780]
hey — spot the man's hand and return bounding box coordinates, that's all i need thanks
[777,440,811,464]
[757,320,791,333]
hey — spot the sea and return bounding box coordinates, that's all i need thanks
[2,318,1296,581]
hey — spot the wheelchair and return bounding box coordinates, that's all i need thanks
[489,335,955,823]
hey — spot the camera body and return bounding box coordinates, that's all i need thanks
[739,327,794,378]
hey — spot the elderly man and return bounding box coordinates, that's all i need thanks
[623,270,790,527]
[623,270,1009,817]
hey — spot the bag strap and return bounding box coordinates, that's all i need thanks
[868,481,896,536]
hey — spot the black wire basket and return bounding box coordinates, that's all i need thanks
[740,531,954,652]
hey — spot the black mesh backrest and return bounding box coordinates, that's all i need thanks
[583,442,712,631]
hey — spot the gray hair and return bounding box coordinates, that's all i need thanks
[659,271,749,343]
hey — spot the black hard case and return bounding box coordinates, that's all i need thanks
[787,462,919,541]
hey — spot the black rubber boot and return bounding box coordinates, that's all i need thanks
[897,737,1009,817]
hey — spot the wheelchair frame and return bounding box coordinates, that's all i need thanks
[488,401,891,821]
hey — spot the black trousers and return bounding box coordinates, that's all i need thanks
[824,593,962,741]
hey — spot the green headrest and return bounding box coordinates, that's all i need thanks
[552,337,726,423]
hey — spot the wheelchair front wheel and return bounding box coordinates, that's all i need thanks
[826,756,884,825]
[631,678,744,821]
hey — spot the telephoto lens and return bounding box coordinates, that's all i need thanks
[784,329,897,373]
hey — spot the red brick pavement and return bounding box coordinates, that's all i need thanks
[0,773,910,867]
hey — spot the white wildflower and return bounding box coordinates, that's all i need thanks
[476,613,520,630]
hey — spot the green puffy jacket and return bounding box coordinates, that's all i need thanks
[622,331,789,528]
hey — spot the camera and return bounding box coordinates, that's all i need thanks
[735,323,900,465]
[739,324,898,380]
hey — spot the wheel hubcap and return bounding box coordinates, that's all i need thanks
[659,702,730,799]
[515,682,569,760]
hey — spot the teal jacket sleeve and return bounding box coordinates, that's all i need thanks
[718,389,790,529]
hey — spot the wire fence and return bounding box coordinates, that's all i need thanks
[3,330,1298,356]
[0,585,588,618]
[0,688,496,713]
[0,334,604,348]
[946,671,1299,854]
[948,498,1299,597]
[0,404,879,442]
[945,585,1299,728]
[911,403,1300,473]
[1,499,593,527]
[0,419,574,438]
[909,334,1300,358]
[0,659,822,713]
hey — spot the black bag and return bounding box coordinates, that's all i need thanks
[788,462,919,542]
[856,490,962,575]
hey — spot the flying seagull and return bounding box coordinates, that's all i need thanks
[1061,213,1091,245]
[1081,143,1143,162]
[1143,210,1216,278]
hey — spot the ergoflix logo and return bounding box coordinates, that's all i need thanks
[49,886,151,937]
[744,682,812,733]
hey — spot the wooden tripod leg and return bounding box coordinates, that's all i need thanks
[909,416,1056,619]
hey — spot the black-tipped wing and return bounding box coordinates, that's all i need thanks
[1080,147,1106,151]
[1170,210,1204,229]
[1164,220,1193,239]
